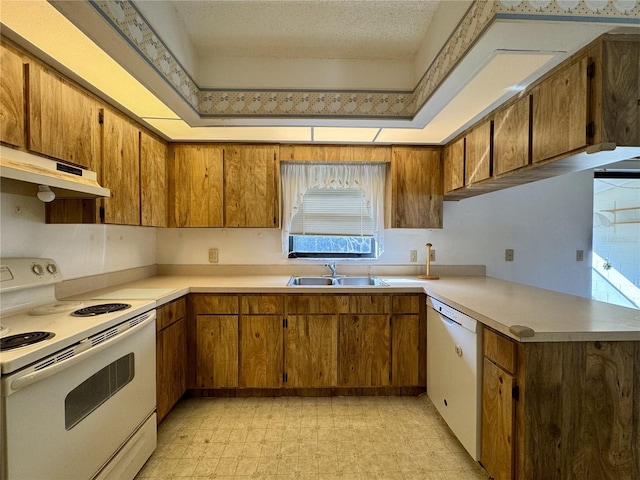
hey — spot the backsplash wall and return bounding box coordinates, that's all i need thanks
[157,170,594,297]
[1,170,593,297]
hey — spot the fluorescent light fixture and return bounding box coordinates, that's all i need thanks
[376,51,556,144]
[312,127,380,143]
[143,118,312,142]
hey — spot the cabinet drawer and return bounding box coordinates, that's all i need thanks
[156,297,186,331]
[392,295,420,314]
[191,294,238,314]
[241,295,284,314]
[350,295,390,314]
[286,295,350,314]
[483,328,517,374]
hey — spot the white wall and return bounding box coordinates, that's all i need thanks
[0,193,156,280]
[157,170,595,297]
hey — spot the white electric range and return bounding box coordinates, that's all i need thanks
[0,258,157,480]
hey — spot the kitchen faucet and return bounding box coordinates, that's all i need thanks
[325,261,338,277]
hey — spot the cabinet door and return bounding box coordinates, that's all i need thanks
[285,315,338,388]
[443,137,464,193]
[169,145,223,227]
[157,317,186,423]
[481,358,515,480]
[465,119,492,185]
[224,144,279,227]
[240,315,283,388]
[140,132,168,227]
[0,44,25,148]
[532,57,588,163]
[494,96,530,176]
[338,315,390,387]
[391,314,419,386]
[196,315,238,388]
[391,146,443,228]
[27,62,99,170]
[101,109,140,225]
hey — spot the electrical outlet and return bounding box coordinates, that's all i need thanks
[209,248,219,263]
[505,249,514,262]
[410,250,417,262]
[576,250,584,261]
[429,249,436,262]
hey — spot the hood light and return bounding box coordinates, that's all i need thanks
[37,185,55,202]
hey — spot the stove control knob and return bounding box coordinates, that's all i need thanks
[46,263,58,275]
[32,264,44,276]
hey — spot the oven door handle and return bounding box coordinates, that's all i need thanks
[9,312,155,393]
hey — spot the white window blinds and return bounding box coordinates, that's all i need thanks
[289,188,374,236]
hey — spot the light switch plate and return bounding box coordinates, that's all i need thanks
[410,250,417,262]
[209,248,219,263]
[576,250,584,261]
[429,249,436,262]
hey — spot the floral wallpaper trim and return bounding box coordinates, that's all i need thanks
[86,0,639,121]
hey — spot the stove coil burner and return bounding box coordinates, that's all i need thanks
[71,303,131,317]
[0,331,55,350]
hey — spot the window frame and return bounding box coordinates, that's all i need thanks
[287,235,377,259]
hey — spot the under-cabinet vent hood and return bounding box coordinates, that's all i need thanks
[0,146,110,199]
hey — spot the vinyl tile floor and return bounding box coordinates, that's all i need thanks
[136,395,490,480]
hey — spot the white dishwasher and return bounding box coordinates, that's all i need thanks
[426,296,482,460]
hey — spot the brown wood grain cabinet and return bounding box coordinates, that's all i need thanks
[481,327,640,480]
[156,298,187,423]
[100,108,140,225]
[223,144,279,227]
[0,43,25,148]
[168,144,223,227]
[190,295,239,389]
[465,119,492,185]
[481,329,517,480]
[279,144,391,163]
[390,146,443,228]
[391,294,424,387]
[531,56,588,164]
[26,61,100,170]
[239,296,284,388]
[443,137,464,194]
[493,95,530,176]
[140,132,168,227]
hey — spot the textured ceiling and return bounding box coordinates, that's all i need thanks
[169,0,440,60]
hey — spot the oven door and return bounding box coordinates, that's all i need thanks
[1,312,156,480]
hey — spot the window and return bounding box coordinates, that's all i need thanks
[281,163,386,258]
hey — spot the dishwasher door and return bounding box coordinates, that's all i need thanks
[427,297,482,460]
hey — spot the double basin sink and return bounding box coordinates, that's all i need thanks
[287,275,388,286]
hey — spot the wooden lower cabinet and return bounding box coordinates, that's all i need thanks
[284,315,338,388]
[240,315,283,388]
[338,314,390,387]
[391,314,420,386]
[481,357,515,480]
[196,315,238,388]
[156,299,187,423]
[481,327,640,480]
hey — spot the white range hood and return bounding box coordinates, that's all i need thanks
[0,146,110,199]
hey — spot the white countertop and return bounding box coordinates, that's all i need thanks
[66,274,640,343]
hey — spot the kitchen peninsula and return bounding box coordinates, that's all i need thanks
[62,271,640,480]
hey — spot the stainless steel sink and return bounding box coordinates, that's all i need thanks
[287,275,388,286]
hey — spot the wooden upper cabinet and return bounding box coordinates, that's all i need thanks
[279,144,391,162]
[0,44,25,148]
[589,35,640,146]
[140,132,168,227]
[443,137,464,194]
[101,109,140,225]
[391,146,443,229]
[27,62,99,170]
[465,119,493,185]
[223,144,279,227]
[168,144,223,227]
[494,95,530,176]
[532,56,588,163]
